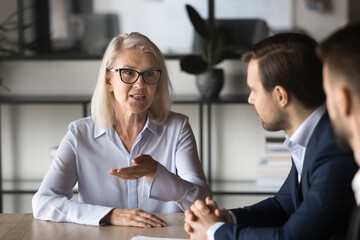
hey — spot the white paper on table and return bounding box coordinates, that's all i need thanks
[131,236,188,240]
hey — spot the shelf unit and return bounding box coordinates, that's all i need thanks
[0,95,91,213]
[0,94,275,213]
[7,0,212,61]
[174,95,247,187]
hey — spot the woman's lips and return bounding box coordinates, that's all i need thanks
[130,94,145,99]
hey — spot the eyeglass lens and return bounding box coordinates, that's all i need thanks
[120,69,160,85]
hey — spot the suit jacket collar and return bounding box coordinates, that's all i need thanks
[290,111,329,207]
[289,159,301,208]
[301,111,329,181]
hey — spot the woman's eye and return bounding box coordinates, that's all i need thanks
[144,71,155,77]
[123,70,135,76]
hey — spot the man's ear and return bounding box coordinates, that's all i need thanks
[273,85,288,107]
[338,85,352,117]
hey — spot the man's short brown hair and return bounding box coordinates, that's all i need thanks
[242,33,324,109]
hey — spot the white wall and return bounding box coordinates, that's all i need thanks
[293,0,348,41]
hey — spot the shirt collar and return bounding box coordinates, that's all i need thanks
[93,113,159,139]
[94,122,106,139]
[284,104,326,149]
[144,113,159,136]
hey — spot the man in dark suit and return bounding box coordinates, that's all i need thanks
[317,22,360,240]
[184,33,358,240]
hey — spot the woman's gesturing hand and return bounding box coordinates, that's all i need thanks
[108,154,158,181]
[101,208,167,227]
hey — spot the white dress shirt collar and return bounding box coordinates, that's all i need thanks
[286,104,326,148]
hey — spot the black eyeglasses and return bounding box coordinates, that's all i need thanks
[108,68,162,85]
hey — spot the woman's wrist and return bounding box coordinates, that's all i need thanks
[100,209,114,224]
[145,162,158,182]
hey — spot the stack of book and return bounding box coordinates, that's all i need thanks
[256,137,292,192]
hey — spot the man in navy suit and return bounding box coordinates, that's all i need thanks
[184,33,358,240]
[317,22,360,240]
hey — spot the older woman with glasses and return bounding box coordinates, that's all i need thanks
[32,32,211,227]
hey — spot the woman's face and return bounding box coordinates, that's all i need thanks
[106,48,159,117]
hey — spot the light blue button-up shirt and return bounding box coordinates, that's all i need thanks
[32,112,211,226]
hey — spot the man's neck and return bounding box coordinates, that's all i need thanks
[285,105,317,137]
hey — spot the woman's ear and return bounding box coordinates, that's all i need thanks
[106,75,113,92]
[273,85,288,107]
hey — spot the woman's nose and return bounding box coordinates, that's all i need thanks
[133,75,146,87]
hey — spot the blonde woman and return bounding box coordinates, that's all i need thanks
[32,32,210,227]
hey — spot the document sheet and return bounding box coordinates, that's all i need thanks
[131,236,188,240]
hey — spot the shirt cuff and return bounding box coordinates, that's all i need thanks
[207,222,225,240]
[67,201,114,226]
[142,163,191,202]
[229,210,237,224]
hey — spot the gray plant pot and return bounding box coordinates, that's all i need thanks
[196,68,224,98]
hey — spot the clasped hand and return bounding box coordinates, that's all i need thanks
[108,154,158,181]
[184,196,233,240]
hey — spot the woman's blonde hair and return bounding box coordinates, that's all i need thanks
[91,32,173,128]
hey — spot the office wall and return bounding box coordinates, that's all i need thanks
[294,0,348,41]
[0,59,270,181]
[0,0,351,182]
[0,0,353,212]
[1,59,278,213]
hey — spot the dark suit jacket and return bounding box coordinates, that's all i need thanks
[347,206,360,240]
[215,112,358,240]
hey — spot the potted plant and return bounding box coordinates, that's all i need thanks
[180,4,230,98]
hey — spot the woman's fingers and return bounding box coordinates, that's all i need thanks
[109,208,167,227]
[132,213,167,227]
[108,166,144,179]
[135,210,167,227]
[108,154,158,180]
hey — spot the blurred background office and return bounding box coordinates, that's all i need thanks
[0,0,359,213]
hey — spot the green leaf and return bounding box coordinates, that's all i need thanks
[213,26,229,50]
[211,26,230,65]
[186,5,210,40]
[212,48,229,65]
[180,55,208,74]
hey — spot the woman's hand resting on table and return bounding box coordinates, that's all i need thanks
[105,155,163,227]
[101,208,167,227]
[108,154,158,181]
